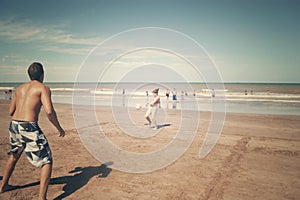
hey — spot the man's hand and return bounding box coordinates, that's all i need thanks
[58,129,65,137]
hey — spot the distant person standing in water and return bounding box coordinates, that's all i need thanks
[211,89,215,98]
[165,89,170,109]
[8,89,13,100]
[166,89,170,99]
[172,88,177,109]
[172,89,177,101]
[4,90,8,99]
[122,89,126,106]
[0,62,65,200]
[145,88,160,129]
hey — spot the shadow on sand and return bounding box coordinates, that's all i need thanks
[157,123,171,129]
[14,162,113,199]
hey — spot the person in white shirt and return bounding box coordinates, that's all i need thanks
[145,88,160,129]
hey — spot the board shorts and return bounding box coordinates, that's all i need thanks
[172,95,177,101]
[8,120,52,167]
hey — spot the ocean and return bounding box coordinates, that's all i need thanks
[1,82,300,116]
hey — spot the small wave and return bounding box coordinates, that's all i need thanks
[225,98,300,104]
[202,89,228,92]
[51,88,90,92]
[0,87,15,90]
[91,90,148,96]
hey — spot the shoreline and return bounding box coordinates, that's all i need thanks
[52,101,300,117]
[0,100,299,199]
[1,98,300,118]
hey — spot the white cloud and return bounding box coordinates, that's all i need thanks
[1,54,33,65]
[39,45,92,55]
[0,18,103,45]
[0,63,79,82]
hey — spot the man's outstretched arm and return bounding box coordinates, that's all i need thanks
[8,93,16,116]
[41,86,65,137]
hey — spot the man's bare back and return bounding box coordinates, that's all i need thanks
[10,79,64,137]
[11,80,46,122]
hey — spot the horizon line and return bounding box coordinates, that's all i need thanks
[0,81,300,84]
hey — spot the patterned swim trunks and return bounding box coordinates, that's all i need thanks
[8,120,52,167]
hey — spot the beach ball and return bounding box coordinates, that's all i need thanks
[136,104,142,110]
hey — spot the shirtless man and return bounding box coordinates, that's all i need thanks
[0,62,65,200]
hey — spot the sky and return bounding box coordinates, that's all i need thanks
[0,0,299,83]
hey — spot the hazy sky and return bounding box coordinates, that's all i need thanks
[0,0,299,83]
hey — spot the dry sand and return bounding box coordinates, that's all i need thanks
[0,100,299,200]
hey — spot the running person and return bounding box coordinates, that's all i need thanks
[145,88,160,129]
[0,62,65,200]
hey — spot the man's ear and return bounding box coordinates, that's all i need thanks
[40,74,44,83]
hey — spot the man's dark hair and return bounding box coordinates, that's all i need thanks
[28,62,44,80]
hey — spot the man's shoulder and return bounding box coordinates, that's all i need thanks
[28,81,48,89]
[17,82,29,88]
[15,82,29,92]
[19,81,50,92]
[38,83,50,92]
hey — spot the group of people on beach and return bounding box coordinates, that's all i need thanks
[0,62,223,199]
[4,90,13,100]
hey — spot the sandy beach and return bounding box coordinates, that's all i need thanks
[0,99,299,200]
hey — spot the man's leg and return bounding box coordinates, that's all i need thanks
[39,163,52,200]
[0,153,21,193]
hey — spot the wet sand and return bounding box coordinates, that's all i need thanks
[0,100,299,199]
